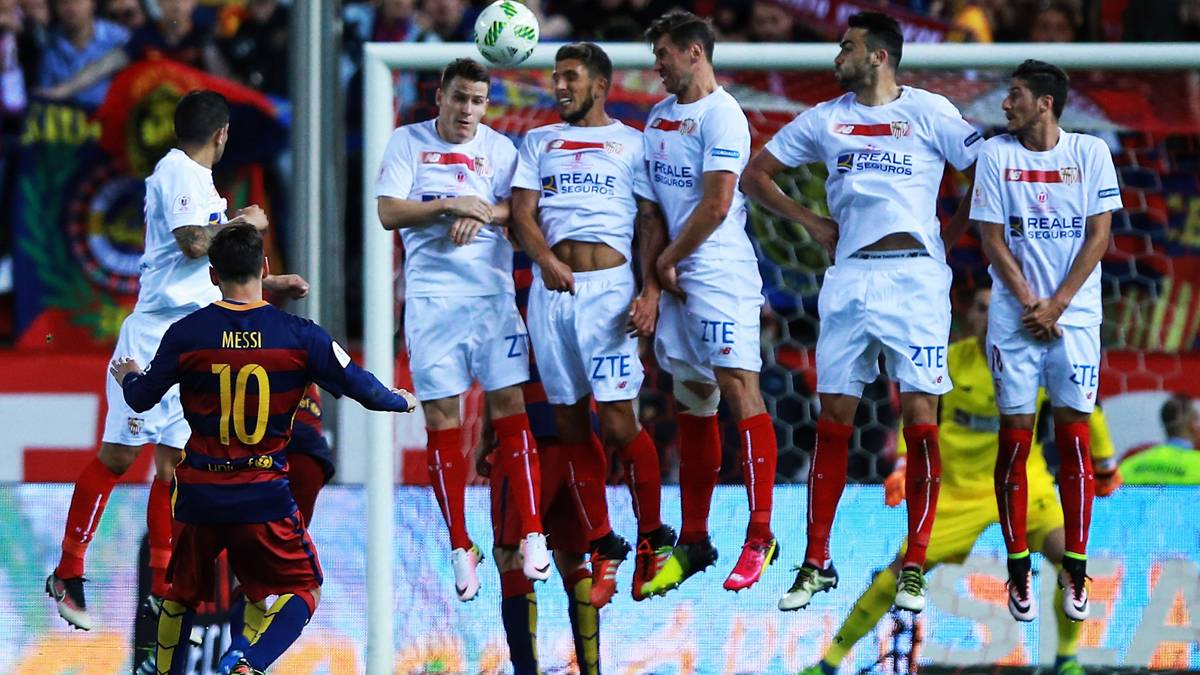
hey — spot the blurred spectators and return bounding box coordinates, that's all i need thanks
[1124,0,1200,41]
[39,0,129,108]
[422,0,475,42]
[747,0,821,42]
[1027,1,1077,42]
[99,0,143,30]
[1120,393,1200,485]
[565,0,674,41]
[218,0,287,97]
[37,0,229,102]
[521,0,571,40]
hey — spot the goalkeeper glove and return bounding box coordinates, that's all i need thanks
[1095,458,1121,497]
[884,456,906,507]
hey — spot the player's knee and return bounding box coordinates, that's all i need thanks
[553,550,586,577]
[422,397,460,429]
[899,392,939,426]
[98,442,139,475]
[716,368,766,419]
[597,402,639,446]
[999,413,1035,430]
[673,380,720,416]
[486,386,526,419]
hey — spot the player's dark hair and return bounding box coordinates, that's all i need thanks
[556,42,613,83]
[645,10,716,63]
[440,57,490,90]
[174,90,230,146]
[1012,59,1069,119]
[209,225,264,284]
[1161,392,1195,437]
[847,11,904,70]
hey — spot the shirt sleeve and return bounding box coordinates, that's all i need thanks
[164,172,214,231]
[374,128,414,199]
[763,108,822,168]
[301,319,412,412]
[968,143,1005,224]
[1085,137,1123,217]
[121,322,183,413]
[511,131,542,192]
[632,133,656,202]
[701,101,750,175]
[491,135,519,202]
[925,94,982,171]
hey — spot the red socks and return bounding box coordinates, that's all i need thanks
[56,457,121,580]
[739,413,777,541]
[805,420,852,567]
[901,424,942,569]
[492,414,543,536]
[287,452,326,527]
[995,427,1034,555]
[147,477,174,597]
[426,427,471,550]
[676,413,721,544]
[564,437,611,542]
[618,428,663,534]
[1056,422,1095,558]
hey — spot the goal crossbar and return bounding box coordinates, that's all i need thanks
[359,40,1200,675]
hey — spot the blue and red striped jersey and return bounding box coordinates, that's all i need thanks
[123,299,410,523]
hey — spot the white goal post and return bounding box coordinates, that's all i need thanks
[358,40,1200,674]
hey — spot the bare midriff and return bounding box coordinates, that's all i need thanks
[552,240,627,272]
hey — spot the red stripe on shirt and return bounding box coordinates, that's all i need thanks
[421,151,476,171]
[178,348,307,373]
[1003,168,1065,183]
[650,118,682,131]
[831,122,905,136]
[546,140,606,151]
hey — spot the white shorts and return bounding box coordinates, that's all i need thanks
[528,265,642,405]
[103,309,191,448]
[987,316,1100,415]
[654,258,763,384]
[816,253,953,398]
[404,294,531,401]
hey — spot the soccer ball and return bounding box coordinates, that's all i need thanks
[474,0,539,67]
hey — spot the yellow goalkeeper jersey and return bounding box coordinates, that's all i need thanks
[898,337,1116,500]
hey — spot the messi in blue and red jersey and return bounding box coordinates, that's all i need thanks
[117,225,414,674]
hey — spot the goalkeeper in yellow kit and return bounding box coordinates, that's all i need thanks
[799,285,1120,675]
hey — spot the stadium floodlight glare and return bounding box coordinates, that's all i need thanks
[359,40,1200,674]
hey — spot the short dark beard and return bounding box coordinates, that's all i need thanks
[560,93,594,124]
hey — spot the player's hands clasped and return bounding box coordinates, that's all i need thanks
[656,246,685,300]
[540,255,576,294]
[391,388,418,412]
[1021,297,1066,341]
[627,287,660,336]
[449,217,487,246]
[884,458,906,507]
[109,357,143,384]
[442,196,494,224]
[231,204,270,232]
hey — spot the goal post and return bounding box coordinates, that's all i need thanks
[359,40,1200,674]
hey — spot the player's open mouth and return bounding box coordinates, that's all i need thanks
[558,97,572,107]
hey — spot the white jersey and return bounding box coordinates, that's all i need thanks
[512,121,653,261]
[971,131,1122,327]
[764,86,981,263]
[374,119,518,298]
[135,148,225,314]
[642,87,756,263]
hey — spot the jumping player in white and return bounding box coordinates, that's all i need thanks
[509,42,674,608]
[375,58,551,602]
[973,59,1121,623]
[638,10,782,597]
[46,90,308,631]
[741,11,981,613]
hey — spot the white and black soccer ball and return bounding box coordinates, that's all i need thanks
[474,0,539,67]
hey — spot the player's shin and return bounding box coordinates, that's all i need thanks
[564,568,599,675]
[242,591,316,669]
[825,568,898,668]
[995,428,1034,557]
[155,599,195,675]
[1054,580,1082,658]
[805,420,852,567]
[900,425,941,569]
[738,413,777,541]
[493,414,544,535]
[564,437,612,541]
[426,427,471,550]
[677,413,721,544]
[620,428,663,534]
[56,457,120,579]
[1055,422,1094,559]
[147,477,174,597]
[500,569,538,675]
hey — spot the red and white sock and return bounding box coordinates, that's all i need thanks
[619,428,663,534]
[492,414,543,536]
[677,413,721,544]
[564,436,611,542]
[56,457,120,580]
[901,424,941,569]
[995,427,1033,556]
[805,420,852,568]
[1056,422,1095,557]
[147,477,174,597]
[739,413,777,541]
[426,428,470,550]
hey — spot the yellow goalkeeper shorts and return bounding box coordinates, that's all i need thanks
[901,484,1064,565]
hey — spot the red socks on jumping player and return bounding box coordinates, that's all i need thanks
[147,477,174,597]
[901,424,941,569]
[492,414,543,537]
[618,428,663,534]
[739,413,777,541]
[426,428,471,550]
[677,413,721,545]
[995,427,1034,555]
[56,457,121,580]
[1055,422,1095,557]
[805,419,852,567]
[564,436,611,542]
